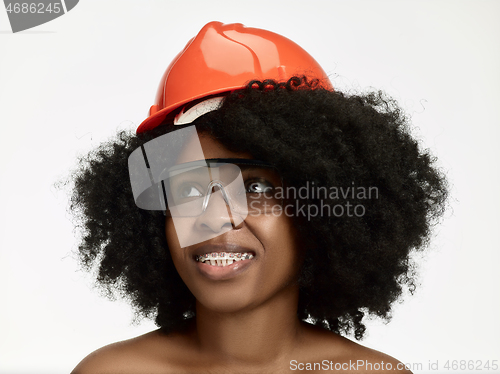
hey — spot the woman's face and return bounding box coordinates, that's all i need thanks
[165,133,304,313]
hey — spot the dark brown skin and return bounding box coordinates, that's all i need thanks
[71,135,412,374]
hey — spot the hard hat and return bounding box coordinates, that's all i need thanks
[136,21,333,134]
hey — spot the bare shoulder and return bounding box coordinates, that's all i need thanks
[337,339,413,374]
[296,322,413,374]
[71,328,193,374]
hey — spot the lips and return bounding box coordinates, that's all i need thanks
[191,243,257,281]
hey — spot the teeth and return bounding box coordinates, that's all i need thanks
[196,252,254,266]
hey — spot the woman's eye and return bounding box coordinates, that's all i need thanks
[245,179,273,194]
[178,185,203,198]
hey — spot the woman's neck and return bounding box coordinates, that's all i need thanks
[191,281,303,366]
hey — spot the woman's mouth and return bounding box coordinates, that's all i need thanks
[192,250,256,280]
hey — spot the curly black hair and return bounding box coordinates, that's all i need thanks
[68,76,447,340]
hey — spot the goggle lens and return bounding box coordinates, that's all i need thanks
[164,161,282,217]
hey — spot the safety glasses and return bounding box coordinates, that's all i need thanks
[128,125,282,216]
[163,158,282,217]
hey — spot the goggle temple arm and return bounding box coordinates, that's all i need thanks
[139,144,169,215]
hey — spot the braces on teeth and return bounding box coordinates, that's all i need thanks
[195,252,254,266]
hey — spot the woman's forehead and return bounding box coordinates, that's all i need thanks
[175,131,253,164]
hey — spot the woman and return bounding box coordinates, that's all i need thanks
[70,22,447,373]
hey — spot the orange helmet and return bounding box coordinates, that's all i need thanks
[136,21,333,134]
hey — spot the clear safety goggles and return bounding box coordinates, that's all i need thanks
[128,125,283,247]
[164,158,282,217]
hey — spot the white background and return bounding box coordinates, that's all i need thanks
[1,1,499,373]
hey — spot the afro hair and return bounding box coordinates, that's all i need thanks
[68,77,448,339]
